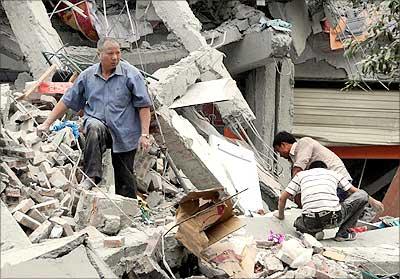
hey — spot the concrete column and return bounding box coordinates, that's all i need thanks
[2,0,64,79]
[245,58,294,186]
[275,58,295,186]
[254,62,277,153]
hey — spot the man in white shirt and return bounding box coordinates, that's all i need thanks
[275,160,369,241]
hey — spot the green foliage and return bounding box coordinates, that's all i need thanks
[344,0,399,89]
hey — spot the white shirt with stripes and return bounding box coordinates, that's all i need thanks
[285,168,352,213]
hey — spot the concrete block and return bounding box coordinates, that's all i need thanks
[49,224,63,239]
[32,151,47,165]
[21,132,41,148]
[50,216,74,236]
[11,198,35,214]
[104,236,125,248]
[29,220,53,243]
[31,199,59,215]
[27,208,47,223]
[262,255,284,275]
[49,169,69,190]
[276,239,313,268]
[13,211,41,230]
[74,190,139,231]
[40,143,57,153]
[39,161,56,177]
[99,214,121,235]
[147,191,163,209]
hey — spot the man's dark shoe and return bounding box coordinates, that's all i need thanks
[79,178,95,190]
[334,231,357,242]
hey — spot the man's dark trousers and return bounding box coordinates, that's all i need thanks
[83,118,137,199]
[294,190,369,236]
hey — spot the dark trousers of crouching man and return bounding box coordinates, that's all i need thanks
[83,118,137,199]
[294,190,369,237]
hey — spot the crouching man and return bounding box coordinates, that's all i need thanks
[274,161,369,241]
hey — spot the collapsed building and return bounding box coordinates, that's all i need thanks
[0,0,399,278]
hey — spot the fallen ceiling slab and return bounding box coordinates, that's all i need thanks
[169,78,236,109]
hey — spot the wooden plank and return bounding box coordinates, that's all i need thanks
[17,64,58,100]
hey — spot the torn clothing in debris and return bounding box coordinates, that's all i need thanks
[61,61,152,153]
[84,117,137,198]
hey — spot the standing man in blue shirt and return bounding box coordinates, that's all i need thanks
[38,37,152,199]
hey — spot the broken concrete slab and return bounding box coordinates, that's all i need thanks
[1,245,100,278]
[88,227,150,277]
[322,226,400,274]
[221,29,291,75]
[86,246,118,279]
[29,220,53,244]
[152,1,207,52]
[239,209,302,239]
[155,107,235,190]
[2,1,64,78]
[1,232,88,268]
[0,200,31,251]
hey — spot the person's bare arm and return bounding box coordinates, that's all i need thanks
[37,100,69,133]
[138,107,151,151]
[274,191,292,220]
[292,166,303,177]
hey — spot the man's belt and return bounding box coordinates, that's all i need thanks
[303,210,339,218]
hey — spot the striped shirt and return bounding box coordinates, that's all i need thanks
[285,168,352,213]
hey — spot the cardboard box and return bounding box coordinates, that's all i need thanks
[175,188,244,257]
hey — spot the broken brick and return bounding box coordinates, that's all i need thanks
[5,187,21,198]
[104,236,125,248]
[11,198,35,214]
[13,211,41,230]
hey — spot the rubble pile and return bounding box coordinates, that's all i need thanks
[0,81,187,243]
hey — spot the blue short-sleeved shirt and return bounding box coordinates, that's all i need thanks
[61,61,152,153]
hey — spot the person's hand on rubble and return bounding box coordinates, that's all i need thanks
[36,121,51,137]
[273,210,284,220]
[139,134,151,152]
